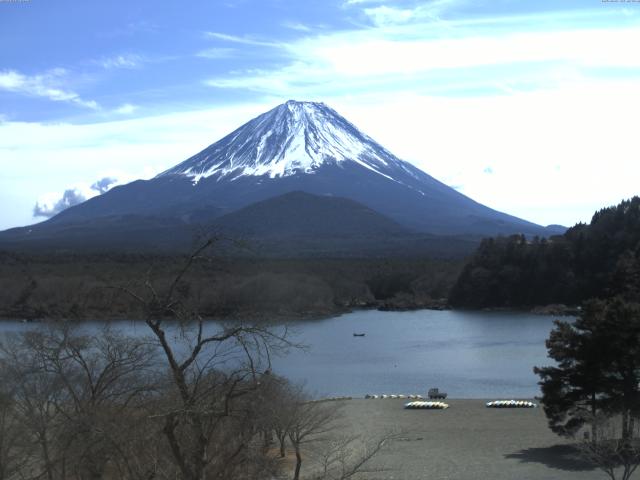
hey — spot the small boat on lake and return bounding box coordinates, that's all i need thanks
[353,333,365,337]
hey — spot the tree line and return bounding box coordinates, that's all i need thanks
[450,196,640,308]
[521,198,640,479]
[0,252,461,321]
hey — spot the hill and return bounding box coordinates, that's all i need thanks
[450,197,640,308]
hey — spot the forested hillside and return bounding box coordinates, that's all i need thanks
[450,197,640,308]
[0,253,461,321]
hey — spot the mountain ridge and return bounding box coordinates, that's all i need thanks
[0,100,565,253]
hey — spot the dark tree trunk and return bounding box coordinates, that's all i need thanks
[591,391,598,444]
[293,445,302,480]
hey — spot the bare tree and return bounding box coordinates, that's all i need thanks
[0,385,30,480]
[286,394,343,480]
[255,372,295,458]
[311,434,393,480]
[0,240,393,480]
[118,240,292,480]
[579,412,640,480]
[0,333,64,480]
[0,324,158,480]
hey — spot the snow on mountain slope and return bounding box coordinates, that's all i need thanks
[5,99,557,243]
[159,100,421,186]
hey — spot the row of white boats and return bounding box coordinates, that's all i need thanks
[365,394,425,399]
[485,400,537,408]
[404,401,450,409]
[314,396,538,409]
[403,400,538,410]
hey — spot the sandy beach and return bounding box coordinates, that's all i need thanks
[330,399,605,480]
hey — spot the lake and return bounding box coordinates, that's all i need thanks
[0,309,562,399]
[271,309,560,399]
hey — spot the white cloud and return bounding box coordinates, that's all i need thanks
[0,69,99,109]
[195,47,235,59]
[203,31,282,48]
[344,0,387,5]
[204,68,294,92]
[34,188,91,218]
[308,27,640,77]
[202,24,640,101]
[91,177,118,194]
[0,102,275,229]
[114,103,139,115]
[363,6,417,25]
[34,177,119,218]
[328,83,640,227]
[355,0,463,25]
[281,21,312,32]
[96,53,143,69]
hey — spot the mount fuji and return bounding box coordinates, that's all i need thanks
[0,100,563,254]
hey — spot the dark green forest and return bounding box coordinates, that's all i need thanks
[450,197,640,308]
[6,197,640,320]
[0,252,461,321]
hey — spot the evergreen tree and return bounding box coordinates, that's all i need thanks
[534,298,640,441]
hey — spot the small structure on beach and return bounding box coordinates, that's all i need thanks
[428,388,447,399]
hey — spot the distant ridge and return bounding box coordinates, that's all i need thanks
[212,191,411,238]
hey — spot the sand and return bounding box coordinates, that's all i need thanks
[329,399,606,480]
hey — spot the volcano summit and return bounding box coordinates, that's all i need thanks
[0,101,563,254]
[161,100,423,183]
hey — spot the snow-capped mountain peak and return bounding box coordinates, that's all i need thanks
[2,100,553,245]
[159,100,411,182]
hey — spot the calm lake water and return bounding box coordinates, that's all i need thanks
[272,309,560,399]
[0,309,562,399]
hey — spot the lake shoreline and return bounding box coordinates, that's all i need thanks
[0,309,558,399]
[0,300,578,323]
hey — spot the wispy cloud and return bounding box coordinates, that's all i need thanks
[196,47,236,59]
[0,69,99,109]
[203,23,640,98]
[113,103,138,115]
[363,6,417,26]
[350,0,464,25]
[96,53,143,69]
[281,21,312,32]
[343,0,387,5]
[204,31,282,48]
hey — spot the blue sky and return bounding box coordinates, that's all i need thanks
[1,0,640,229]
